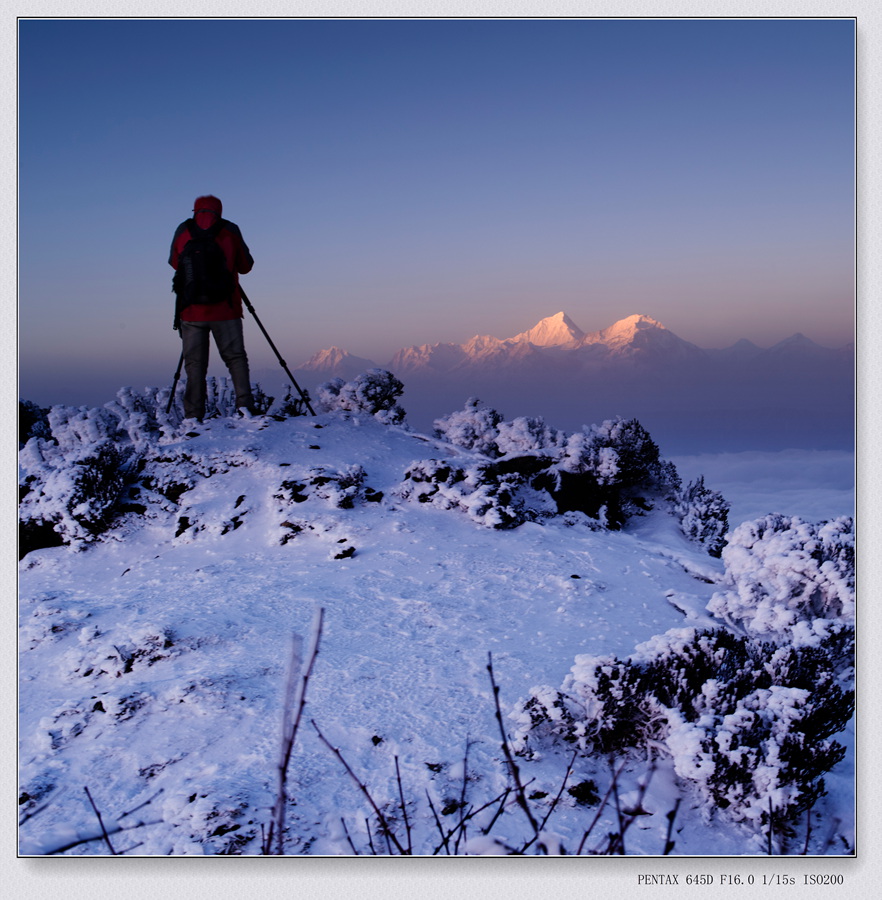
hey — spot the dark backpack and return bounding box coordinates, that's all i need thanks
[172,220,235,310]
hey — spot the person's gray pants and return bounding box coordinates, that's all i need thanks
[180,318,254,419]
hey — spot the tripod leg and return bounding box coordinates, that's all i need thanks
[166,351,185,415]
[239,287,317,415]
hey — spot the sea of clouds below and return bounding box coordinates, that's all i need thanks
[671,448,855,528]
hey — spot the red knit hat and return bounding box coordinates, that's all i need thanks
[193,195,222,216]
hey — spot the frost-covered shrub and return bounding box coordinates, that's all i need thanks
[315,377,345,409]
[274,464,374,510]
[395,459,547,528]
[707,515,855,643]
[512,626,854,833]
[541,418,680,528]
[538,430,619,524]
[19,405,138,550]
[268,385,312,418]
[589,417,678,494]
[434,404,583,461]
[104,387,167,448]
[433,398,504,456]
[558,431,620,482]
[19,389,272,554]
[676,476,730,557]
[401,413,683,531]
[316,369,405,424]
[20,439,134,548]
[495,416,565,457]
[19,400,51,447]
[45,404,126,453]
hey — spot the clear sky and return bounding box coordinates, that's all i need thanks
[18,18,855,408]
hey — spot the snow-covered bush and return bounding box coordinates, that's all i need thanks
[589,417,678,495]
[558,431,620,482]
[537,430,619,524]
[512,625,854,834]
[19,393,173,553]
[433,405,564,459]
[19,400,51,447]
[274,464,376,511]
[395,459,547,528]
[104,387,167,448]
[676,476,730,557]
[19,406,138,550]
[433,398,503,456]
[269,385,312,418]
[541,418,680,528]
[707,515,855,644]
[18,381,290,555]
[495,416,565,457]
[402,413,685,532]
[316,369,405,424]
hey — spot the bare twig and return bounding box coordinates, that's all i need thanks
[426,791,449,854]
[615,757,657,855]
[801,798,815,855]
[40,817,164,856]
[21,787,164,856]
[609,757,625,854]
[340,817,360,855]
[453,742,471,854]
[664,798,681,855]
[394,756,412,854]
[83,786,116,855]
[118,788,164,820]
[480,786,513,837]
[431,790,520,855]
[312,719,408,854]
[116,840,145,855]
[271,606,324,855]
[576,757,626,855]
[487,653,540,836]
[520,749,578,854]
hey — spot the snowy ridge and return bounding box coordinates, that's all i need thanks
[293,346,378,380]
[579,313,702,359]
[509,311,585,347]
[298,310,850,377]
[18,389,854,856]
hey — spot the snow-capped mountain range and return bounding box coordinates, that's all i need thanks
[282,313,853,453]
[295,312,850,377]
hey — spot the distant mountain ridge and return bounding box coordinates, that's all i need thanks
[295,311,851,377]
[287,312,853,452]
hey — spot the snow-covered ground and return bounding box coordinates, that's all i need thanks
[17,398,855,859]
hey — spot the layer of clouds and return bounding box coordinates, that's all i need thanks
[671,449,854,527]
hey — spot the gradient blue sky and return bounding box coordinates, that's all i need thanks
[18,17,855,407]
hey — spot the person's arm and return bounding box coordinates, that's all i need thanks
[226,222,254,274]
[169,221,190,269]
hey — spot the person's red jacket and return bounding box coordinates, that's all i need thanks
[169,211,254,322]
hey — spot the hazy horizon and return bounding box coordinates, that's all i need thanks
[19,306,854,413]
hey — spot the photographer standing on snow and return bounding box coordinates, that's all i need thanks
[169,195,257,420]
